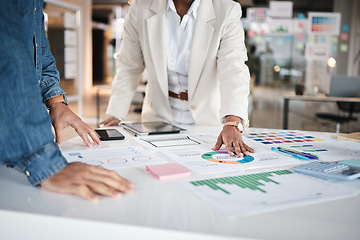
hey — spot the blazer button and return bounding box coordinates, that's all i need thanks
[190,105,196,110]
[25,170,31,176]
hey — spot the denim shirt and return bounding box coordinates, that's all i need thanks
[0,0,68,186]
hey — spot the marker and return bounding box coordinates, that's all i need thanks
[271,147,309,161]
[278,146,319,159]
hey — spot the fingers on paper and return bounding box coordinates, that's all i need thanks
[212,135,223,151]
[41,162,133,202]
[73,121,101,147]
[213,130,255,157]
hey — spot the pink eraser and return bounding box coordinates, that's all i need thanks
[146,163,191,180]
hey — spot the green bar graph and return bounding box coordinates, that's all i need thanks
[190,170,293,194]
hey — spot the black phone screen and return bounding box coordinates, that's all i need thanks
[95,129,125,141]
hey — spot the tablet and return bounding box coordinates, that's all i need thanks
[122,121,186,136]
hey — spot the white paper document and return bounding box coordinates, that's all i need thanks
[137,134,217,150]
[242,130,360,162]
[138,135,201,148]
[164,146,299,175]
[63,146,165,170]
[182,170,359,217]
[277,140,360,162]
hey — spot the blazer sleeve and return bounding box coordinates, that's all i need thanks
[216,3,250,127]
[106,0,146,119]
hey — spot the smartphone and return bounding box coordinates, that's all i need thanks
[95,129,125,141]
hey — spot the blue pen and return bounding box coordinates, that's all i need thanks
[277,146,319,160]
[271,147,310,160]
[277,148,311,160]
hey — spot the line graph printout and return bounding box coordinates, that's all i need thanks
[163,147,299,174]
[182,170,359,217]
[63,146,166,170]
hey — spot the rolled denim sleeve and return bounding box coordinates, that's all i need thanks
[39,13,65,102]
[10,142,68,186]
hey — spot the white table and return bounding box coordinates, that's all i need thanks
[1,126,360,240]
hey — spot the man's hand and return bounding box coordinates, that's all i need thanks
[213,125,255,156]
[48,102,101,147]
[41,162,133,202]
[100,117,121,127]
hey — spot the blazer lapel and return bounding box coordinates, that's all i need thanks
[146,0,168,97]
[188,0,216,101]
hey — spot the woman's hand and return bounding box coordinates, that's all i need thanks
[100,117,121,127]
[213,126,255,157]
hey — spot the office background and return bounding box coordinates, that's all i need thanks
[42,0,360,141]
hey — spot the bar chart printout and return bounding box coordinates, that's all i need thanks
[191,170,291,194]
[183,170,358,217]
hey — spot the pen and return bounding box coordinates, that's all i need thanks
[271,147,310,161]
[277,146,319,159]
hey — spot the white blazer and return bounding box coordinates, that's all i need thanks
[106,0,250,126]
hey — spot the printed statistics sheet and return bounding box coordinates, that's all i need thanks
[163,146,300,175]
[63,146,166,170]
[243,130,360,162]
[181,169,359,217]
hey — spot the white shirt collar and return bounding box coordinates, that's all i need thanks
[167,0,201,19]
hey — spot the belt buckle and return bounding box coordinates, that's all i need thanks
[179,91,188,101]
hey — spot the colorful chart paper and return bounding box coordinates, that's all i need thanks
[246,8,269,23]
[242,131,324,145]
[164,147,298,175]
[308,12,341,36]
[201,150,255,164]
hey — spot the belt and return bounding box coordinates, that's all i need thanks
[168,90,188,101]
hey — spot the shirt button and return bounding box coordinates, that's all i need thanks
[25,170,31,177]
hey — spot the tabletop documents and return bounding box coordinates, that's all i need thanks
[62,126,360,218]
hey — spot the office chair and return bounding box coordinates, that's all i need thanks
[316,102,360,133]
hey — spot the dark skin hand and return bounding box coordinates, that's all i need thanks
[100,117,121,127]
[212,115,255,157]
